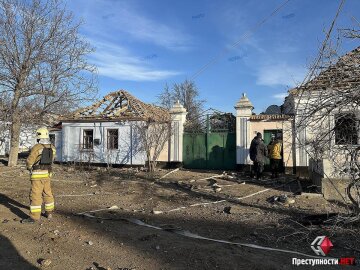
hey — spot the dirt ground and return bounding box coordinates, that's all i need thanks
[0,163,359,270]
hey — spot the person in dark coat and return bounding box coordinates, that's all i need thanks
[249,132,268,180]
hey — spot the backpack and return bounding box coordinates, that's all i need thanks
[39,145,53,165]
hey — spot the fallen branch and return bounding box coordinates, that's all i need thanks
[236,189,270,200]
[158,168,179,180]
[77,205,119,215]
[188,174,226,183]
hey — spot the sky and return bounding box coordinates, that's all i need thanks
[66,0,360,114]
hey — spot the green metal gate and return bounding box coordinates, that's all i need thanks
[183,132,236,170]
[182,109,236,170]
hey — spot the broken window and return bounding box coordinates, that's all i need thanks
[83,129,93,149]
[335,113,359,145]
[49,134,55,145]
[107,129,118,149]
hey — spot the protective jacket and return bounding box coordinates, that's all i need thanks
[26,144,56,179]
[269,141,282,160]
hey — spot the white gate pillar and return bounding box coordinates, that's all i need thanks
[234,93,254,166]
[169,101,187,162]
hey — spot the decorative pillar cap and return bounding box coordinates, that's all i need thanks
[170,100,187,114]
[234,93,254,110]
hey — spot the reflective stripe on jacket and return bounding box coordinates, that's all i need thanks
[30,170,52,179]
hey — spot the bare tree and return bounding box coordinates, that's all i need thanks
[0,0,97,166]
[134,121,171,172]
[157,83,172,110]
[158,80,204,131]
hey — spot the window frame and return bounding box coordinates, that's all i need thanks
[107,129,119,150]
[83,129,94,149]
[49,134,56,145]
[334,112,360,146]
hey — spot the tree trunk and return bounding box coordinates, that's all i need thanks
[7,87,22,167]
[8,110,21,167]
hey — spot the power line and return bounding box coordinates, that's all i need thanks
[190,0,291,80]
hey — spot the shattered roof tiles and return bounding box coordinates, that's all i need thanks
[290,46,360,95]
[63,90,170,122]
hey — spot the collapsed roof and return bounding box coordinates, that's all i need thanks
[249,114,293,121]
[289,46,360,95]
[62,90,170,122]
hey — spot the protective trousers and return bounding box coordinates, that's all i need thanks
[29,178,54,220]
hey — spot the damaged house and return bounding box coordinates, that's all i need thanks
[51,90,187,166]
[235,46,360,201]
[283,46,360,200]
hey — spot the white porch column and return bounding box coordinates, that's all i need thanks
[61,123,70,162]
[169,101,187,162]
[234,93,254,165]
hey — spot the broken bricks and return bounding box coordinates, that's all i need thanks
[223,206,242,214]
[38,258,52,267]
[267,194,295,205]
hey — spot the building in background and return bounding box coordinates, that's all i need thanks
[49,90,187,167]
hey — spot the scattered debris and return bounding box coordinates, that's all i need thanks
[77,211,324,259]
[68,90,171,122]
[212,183,222,193]
[237,189,270,200]
[223,206,231,214]
[159,168,179,180]
[53,230,60,236]
[87,240,94,246]
[77,205,119,216]
[190,174,225,183]
[267,195,295,205]
[39,258,52,267]
[299,192,323,198]
[151,210,163,215]
[219,171,236,180]
[223,206,242,214]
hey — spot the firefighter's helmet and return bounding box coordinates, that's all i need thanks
[36,127,49,139]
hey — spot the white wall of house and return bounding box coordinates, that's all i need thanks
[61,121,146,165]
[0,122,37,156]
[49,130,62,162]
[286,90,360,179]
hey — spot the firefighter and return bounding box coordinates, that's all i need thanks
[21,127,56,224]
